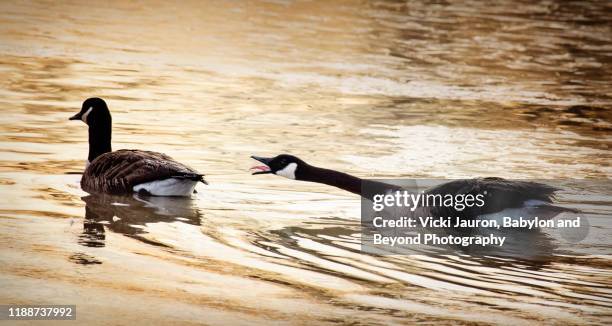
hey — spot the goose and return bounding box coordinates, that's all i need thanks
[69,97,206,196]
[250,154,575,220]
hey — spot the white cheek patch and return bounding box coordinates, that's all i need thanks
[81,107,93,123]
[276,163,297,179]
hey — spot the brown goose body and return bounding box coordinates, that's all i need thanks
[82,149,205,194]
[70,98,205,197]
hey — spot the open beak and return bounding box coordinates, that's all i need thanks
[250,156,273,175]
[69,112,82,121]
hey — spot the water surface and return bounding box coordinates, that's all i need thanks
[1,0,611,324]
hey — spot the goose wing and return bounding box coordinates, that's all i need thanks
[426,177,559,218]
[81,149,205,194]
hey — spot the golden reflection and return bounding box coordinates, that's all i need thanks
[0,0,610,324]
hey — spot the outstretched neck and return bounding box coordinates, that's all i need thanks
[88,123,112,163]
[299,165,401,198]
[301,166,363,195]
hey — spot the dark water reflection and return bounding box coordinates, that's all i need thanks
[79,194,202,248]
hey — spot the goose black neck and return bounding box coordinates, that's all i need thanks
[299,165,400,199]
[88,121,112,163]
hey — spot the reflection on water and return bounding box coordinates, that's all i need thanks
[0,0,611,324]
[79,193,202,248]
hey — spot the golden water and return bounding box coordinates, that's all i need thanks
[1,1,611,324]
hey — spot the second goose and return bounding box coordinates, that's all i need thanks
[69,97,206,196]
[250,154,574,220]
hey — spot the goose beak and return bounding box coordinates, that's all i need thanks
[250,156,272,175]
[69,113,82,121]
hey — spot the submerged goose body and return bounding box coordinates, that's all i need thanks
[70,98,206,197]
[250,154,573,220]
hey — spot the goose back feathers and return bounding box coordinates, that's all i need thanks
[423,177,560,218]
[82,149,205,195]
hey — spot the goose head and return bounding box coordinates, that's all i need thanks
[251,154,308,180]
[69,97,111,126]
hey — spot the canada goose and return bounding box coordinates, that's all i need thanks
[250,154,574,219]
[69,97,206,196]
